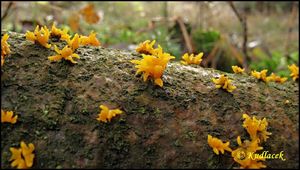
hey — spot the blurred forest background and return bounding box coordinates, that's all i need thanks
[1,1,299,76]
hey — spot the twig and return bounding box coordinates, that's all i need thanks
[1,2,14,21]
[211,46,221,69]
[203,40,219,67]
[176,16,194,53]
[284,2,298,59]
[228,1,250,70]
[227,38,244,65]
[163,1,168,25]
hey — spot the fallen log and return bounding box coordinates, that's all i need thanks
[1,32,299,168]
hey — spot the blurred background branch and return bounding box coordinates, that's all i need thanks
[1,2,13,21]
[284,1,298,60]
[228,1,250,70]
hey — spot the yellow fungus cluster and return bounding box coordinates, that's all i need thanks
[50,23,69,40]
[212,74,236,93]
[251,69,289,84]
[52,31,100,64]
[79,31,101,46]
[48,45,80,64]
[242,114,272,143]
[68,13,81,32]
[51,23,101,48]
[267,73,287,84]
[67,4,100,32]
[79,4,100,24]
[1,110,18,124]
[10,141,35,169]
[1,33,10,66]
[25,24,101,64]
[230,64,296,84]
[180,52,203,65]
[288,64,299,81]
[60,30,71,42]
[48,30,100,64]
[232,65,245,74]
[136,40,156,55]
[50,23,62,38]
[231,114,271,168]
[231,136,266,169]
[131,42,175,87]
[251,69,269,83]
[67,33,81,51]
[207,135,232,155]
[208,114,271,169]
[96,105,123,123]
[25,25,52,48]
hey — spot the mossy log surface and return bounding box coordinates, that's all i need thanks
[1,32,299,168]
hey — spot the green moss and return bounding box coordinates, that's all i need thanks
[173,139,183,147]
[44,118,60,130]
[207,154,220,169]
[184,131,197,142]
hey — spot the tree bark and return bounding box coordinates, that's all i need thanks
[1,32,299,168]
